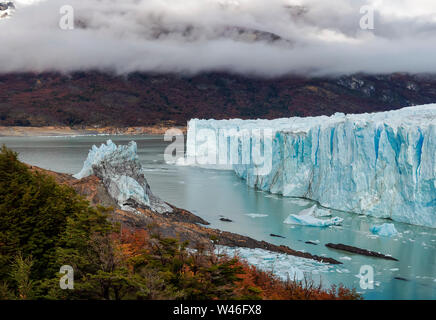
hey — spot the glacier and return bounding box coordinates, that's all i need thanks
[74,140,173,214]
[185,104,436,228]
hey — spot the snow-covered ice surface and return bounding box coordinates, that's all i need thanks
[186,105,436,228]
[216,246,336,282]
[74,140,172,213]
[370,223,399,237]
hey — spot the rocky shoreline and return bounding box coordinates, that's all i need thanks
[0,125,186,137]
[28,164,342,265]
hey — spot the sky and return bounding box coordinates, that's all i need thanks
[1,0,436,76]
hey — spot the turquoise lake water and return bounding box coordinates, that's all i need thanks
[1,134,435,300]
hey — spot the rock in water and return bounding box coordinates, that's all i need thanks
[74,140,172,214]
[325,243,398,261]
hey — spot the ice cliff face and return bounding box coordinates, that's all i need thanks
[186,105,436,228]
[74,140,172,214]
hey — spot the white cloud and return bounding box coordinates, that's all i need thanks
[1,0,436,76]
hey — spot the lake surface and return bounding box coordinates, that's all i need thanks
[1,134,435,300]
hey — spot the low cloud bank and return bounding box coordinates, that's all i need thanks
[1,0,436,76]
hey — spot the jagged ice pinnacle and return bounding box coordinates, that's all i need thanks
[74,140,172,214]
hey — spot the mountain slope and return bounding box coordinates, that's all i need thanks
[1,72,436,127]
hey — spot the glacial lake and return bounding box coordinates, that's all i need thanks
[1,134,435,300]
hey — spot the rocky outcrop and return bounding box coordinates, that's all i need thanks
[29,164,341,265]
[73,140,173,214]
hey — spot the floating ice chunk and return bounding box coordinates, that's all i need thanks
[245,213,269,218]
[370,223,399,237]
[284,213,343,227]
[296,205,333,217]
[339,256,352,261]
[283,206,343,227]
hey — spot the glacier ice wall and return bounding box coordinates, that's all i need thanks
[186,105,436,227]
[74,140,172,214]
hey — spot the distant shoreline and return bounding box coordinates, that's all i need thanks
[0,126,187,137]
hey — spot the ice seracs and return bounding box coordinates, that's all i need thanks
[74,140,172,214]
[185,104,436,228]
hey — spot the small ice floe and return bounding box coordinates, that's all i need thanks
[245,213,269,218]
[370,223,399,237]
[336,268,350,274]
[339,256,352,261]
[284,205,343,227]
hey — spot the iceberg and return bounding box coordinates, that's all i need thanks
[74,140,172,214]
[185,105,436,227]
[370,223,399,237]
[284,206,344,227]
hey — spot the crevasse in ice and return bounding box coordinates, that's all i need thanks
[74,140,172,214]
[185,105,436,227]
